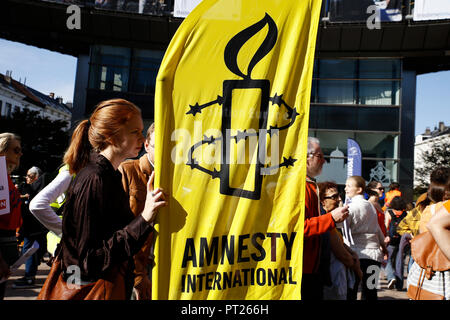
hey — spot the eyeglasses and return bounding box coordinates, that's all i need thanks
[26,174,35,178]
[309,152,324,160]
[376,187,385,191]
[324,193,340,200]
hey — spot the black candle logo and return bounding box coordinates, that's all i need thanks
[186,13,298,200]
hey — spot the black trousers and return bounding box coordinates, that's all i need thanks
[301,273,323,300]
[0,237,19,300]
[359,258,381,300]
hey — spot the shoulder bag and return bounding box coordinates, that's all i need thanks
[37,247,128,300]
[407,205,450,300]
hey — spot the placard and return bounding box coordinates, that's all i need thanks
[0,156,10,216]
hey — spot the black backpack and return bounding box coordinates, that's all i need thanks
[388,209,407,246]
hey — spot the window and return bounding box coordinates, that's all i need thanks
[309,130,398,160]
[359,60,401,79]
[313,80,357,104]
[89,45,164,94]
[311,59,401,106]
[361,159,399,186]
[309,58,402,185]
[89,46,131,92]
[318,59,357,79]
[359,80,400,105]
[129,49,165,94]
[354,132,398,159]
[309,105,400,132]
[5,103,12,118]
[309,129,400,184]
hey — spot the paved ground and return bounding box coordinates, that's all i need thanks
[3,262,409,300]
[4,262,50,300]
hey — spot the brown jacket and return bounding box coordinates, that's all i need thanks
[118,155,154,290]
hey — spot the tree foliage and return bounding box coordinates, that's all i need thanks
[0,108,70,181]
[414,139,450,195]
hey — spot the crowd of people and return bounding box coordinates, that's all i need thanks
[0,98,449,300]
[303,137,450,300]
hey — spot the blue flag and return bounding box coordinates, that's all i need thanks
[347,138,362,178]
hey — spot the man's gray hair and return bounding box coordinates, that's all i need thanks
[28,166,42,178]
[307,137,320,157]
[0,132,21,154]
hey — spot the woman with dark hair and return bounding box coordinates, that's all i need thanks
[367,180,385,207]
[418,167,450,234]
[318,181,362,300]
[365,182,387,237]
[38,99,167,300]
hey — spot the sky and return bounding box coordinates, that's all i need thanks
[0,38,449,136]
[0,39,77,104]
[415,71,450,135]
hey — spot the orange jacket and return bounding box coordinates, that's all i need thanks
[303,179,335,274]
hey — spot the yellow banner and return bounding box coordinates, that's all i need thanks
[153,0,322,300]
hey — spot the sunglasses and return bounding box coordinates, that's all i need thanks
[13,146,22,155]
[376,187,385,191]
[324,193,340,200]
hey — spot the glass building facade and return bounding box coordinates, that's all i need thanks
[83,45,165,119]
[309,58,403,187]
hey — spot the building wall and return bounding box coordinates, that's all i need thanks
[72,45,164,123]
[1,80,72,128]
[72,53,90,122]
[0,86,42,117]
[399,69,416,202]
[309,58,414,199]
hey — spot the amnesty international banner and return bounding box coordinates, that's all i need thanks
[153,0,322,300]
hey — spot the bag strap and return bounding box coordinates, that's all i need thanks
[415,267,426,300]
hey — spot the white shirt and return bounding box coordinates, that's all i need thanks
[346,195,385,262]
[29,169,72,237]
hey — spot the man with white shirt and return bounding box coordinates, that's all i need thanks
[119,123,155,300]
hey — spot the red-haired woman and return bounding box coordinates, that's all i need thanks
[38,99,167,300]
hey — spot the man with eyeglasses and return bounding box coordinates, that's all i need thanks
[301,137,350,300]
[119,123,156,300]
[20,167,42,200]
[14,166,48,289]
